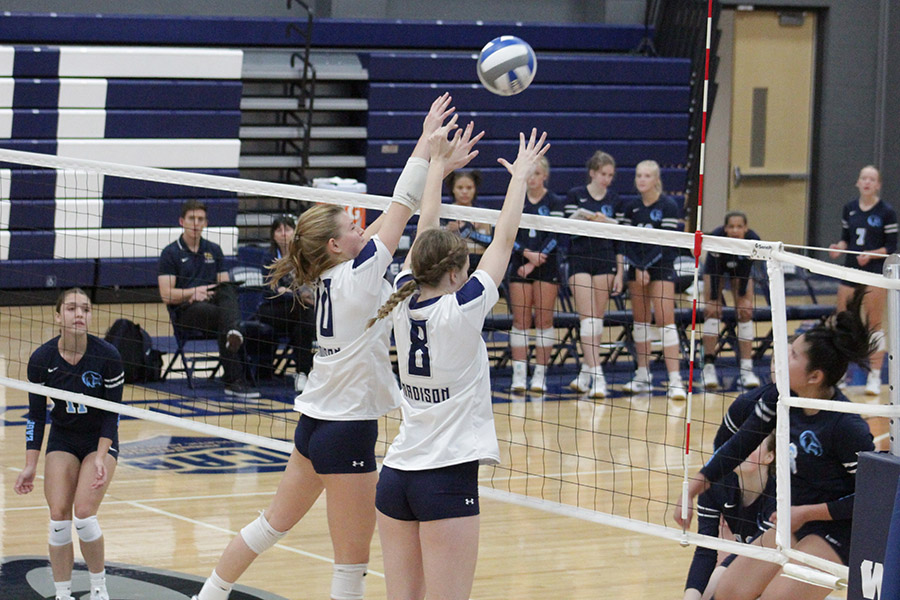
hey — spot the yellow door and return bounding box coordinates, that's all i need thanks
[729,10,816,245]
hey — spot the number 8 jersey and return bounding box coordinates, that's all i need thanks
[385,269,501,471]
[294,235,402,420]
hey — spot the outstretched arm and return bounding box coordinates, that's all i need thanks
[365,93,456,249]
[477,129,550,285]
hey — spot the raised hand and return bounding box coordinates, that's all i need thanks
[422,93,455,139]
[443,121,484,176]
[426,113,460,161]
[497,128,549,180]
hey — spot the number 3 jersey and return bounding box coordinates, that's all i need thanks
[385,269,501,471]
[294,235,402,420]
[26,334,124,451]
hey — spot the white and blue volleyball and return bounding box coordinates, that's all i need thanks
[476,36,537,96]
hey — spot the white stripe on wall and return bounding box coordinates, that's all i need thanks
[0,200,9,230]
[0,231,10,260]
[55,199,103,229]
[0,48,13,78]
[58,47,243,79]
[0,169,10,202]
[55,169,105,200]
[0,78,13,109]
[0,109,11,139]
[57,109,106,138]
[53,226,238,259]
[58,78,108,109]
[56,139,241,168]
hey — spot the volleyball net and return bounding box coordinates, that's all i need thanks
[1,147,898,590]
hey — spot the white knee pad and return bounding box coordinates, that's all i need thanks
[240,513,287,555]
[632,322,652,343]
[48,519,72,547]
[871,330,886,352]
[702,317,720,337]
[662,324,680,349]
[509,327,529,348]
[73,515,102,543]
[331,563,367,600]
[580,317,604,339]
[737,320,755,342]
[535,327,556,349]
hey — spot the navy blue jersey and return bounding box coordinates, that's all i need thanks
[701,383,874,521]
[26,335,124,452]
[686,472,775,593]
[703,226,761,277]
[616,195,681,269]
[513,190,564,255]
[839,199,898,273]
[562,185,620,257]
[158,235,227,290]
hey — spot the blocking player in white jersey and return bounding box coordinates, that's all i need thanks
[367,127,549,600]
[191,94,482,600]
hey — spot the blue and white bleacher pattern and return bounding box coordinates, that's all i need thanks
[363,52,692,212]
[0,45,243,290]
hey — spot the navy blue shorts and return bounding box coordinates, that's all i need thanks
[293,415,378,474]
[375,461,480,522]
[508,254,560,284]
[567,253,617,277]
[46,427,119,462]
[626,261,676,283]
[795,519,852,565]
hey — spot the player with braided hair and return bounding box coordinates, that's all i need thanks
[676,287,876,600]
[191,94,482,600]
[370,127,549,600]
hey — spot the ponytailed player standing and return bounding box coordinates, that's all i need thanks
[14,288,124,600]
[829,165,897,395]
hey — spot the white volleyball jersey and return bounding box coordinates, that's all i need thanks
[294,235,402,420]
[383,269,501,470]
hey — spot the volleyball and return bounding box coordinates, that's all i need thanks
[476,36,537,96]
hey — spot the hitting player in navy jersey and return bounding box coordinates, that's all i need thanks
[683,434,776,600]
[14,288,124,600]
[701,212,763,391]
[563,151,624,399]
[676,288,875,600]
[829,165,897,395]
[507,156,565,394]
[190,94,482,600]
[616,160,686,400]
[369,127,548,600]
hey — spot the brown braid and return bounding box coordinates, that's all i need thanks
[266,204,344,293]
[367,229,469,329]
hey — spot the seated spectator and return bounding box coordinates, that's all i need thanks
[158,200,259,399]
[443,169,491,273]
[257,215,316,392]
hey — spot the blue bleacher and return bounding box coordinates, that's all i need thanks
[101,199,239,229]
[0,259,95,289]
[4,110,240,139]
[0,169,239,199]
[11,79,243,110]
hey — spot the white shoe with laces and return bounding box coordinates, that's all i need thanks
[510,364,527,393]
[740,369,761,389]
[668,379,687,401]
[589,372,608,399]
[622,375,652,395]
[865,371,882,396]
[701,363,720,390]
[568,369,591,393]
[91,586,110,600]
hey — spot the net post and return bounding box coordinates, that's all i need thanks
[884,254,900,457]
[766,251,793,554]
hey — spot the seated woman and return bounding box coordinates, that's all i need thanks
[257,215,316,391]
[443,169,492,273]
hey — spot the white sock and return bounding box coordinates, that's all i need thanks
[740,358,753,371]
[198,569,233,600]
[54,580,72,600]
[90,569,106,588]
[512,360,527,377]
[532,364,547,379]
[590,366,604,378]
[635,366,650,381]
[668,371,683,385]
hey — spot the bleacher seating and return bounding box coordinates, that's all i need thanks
[0,44,243,289]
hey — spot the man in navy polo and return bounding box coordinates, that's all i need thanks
[158,200,259,399]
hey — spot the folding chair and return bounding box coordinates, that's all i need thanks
[160,311,223,389]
